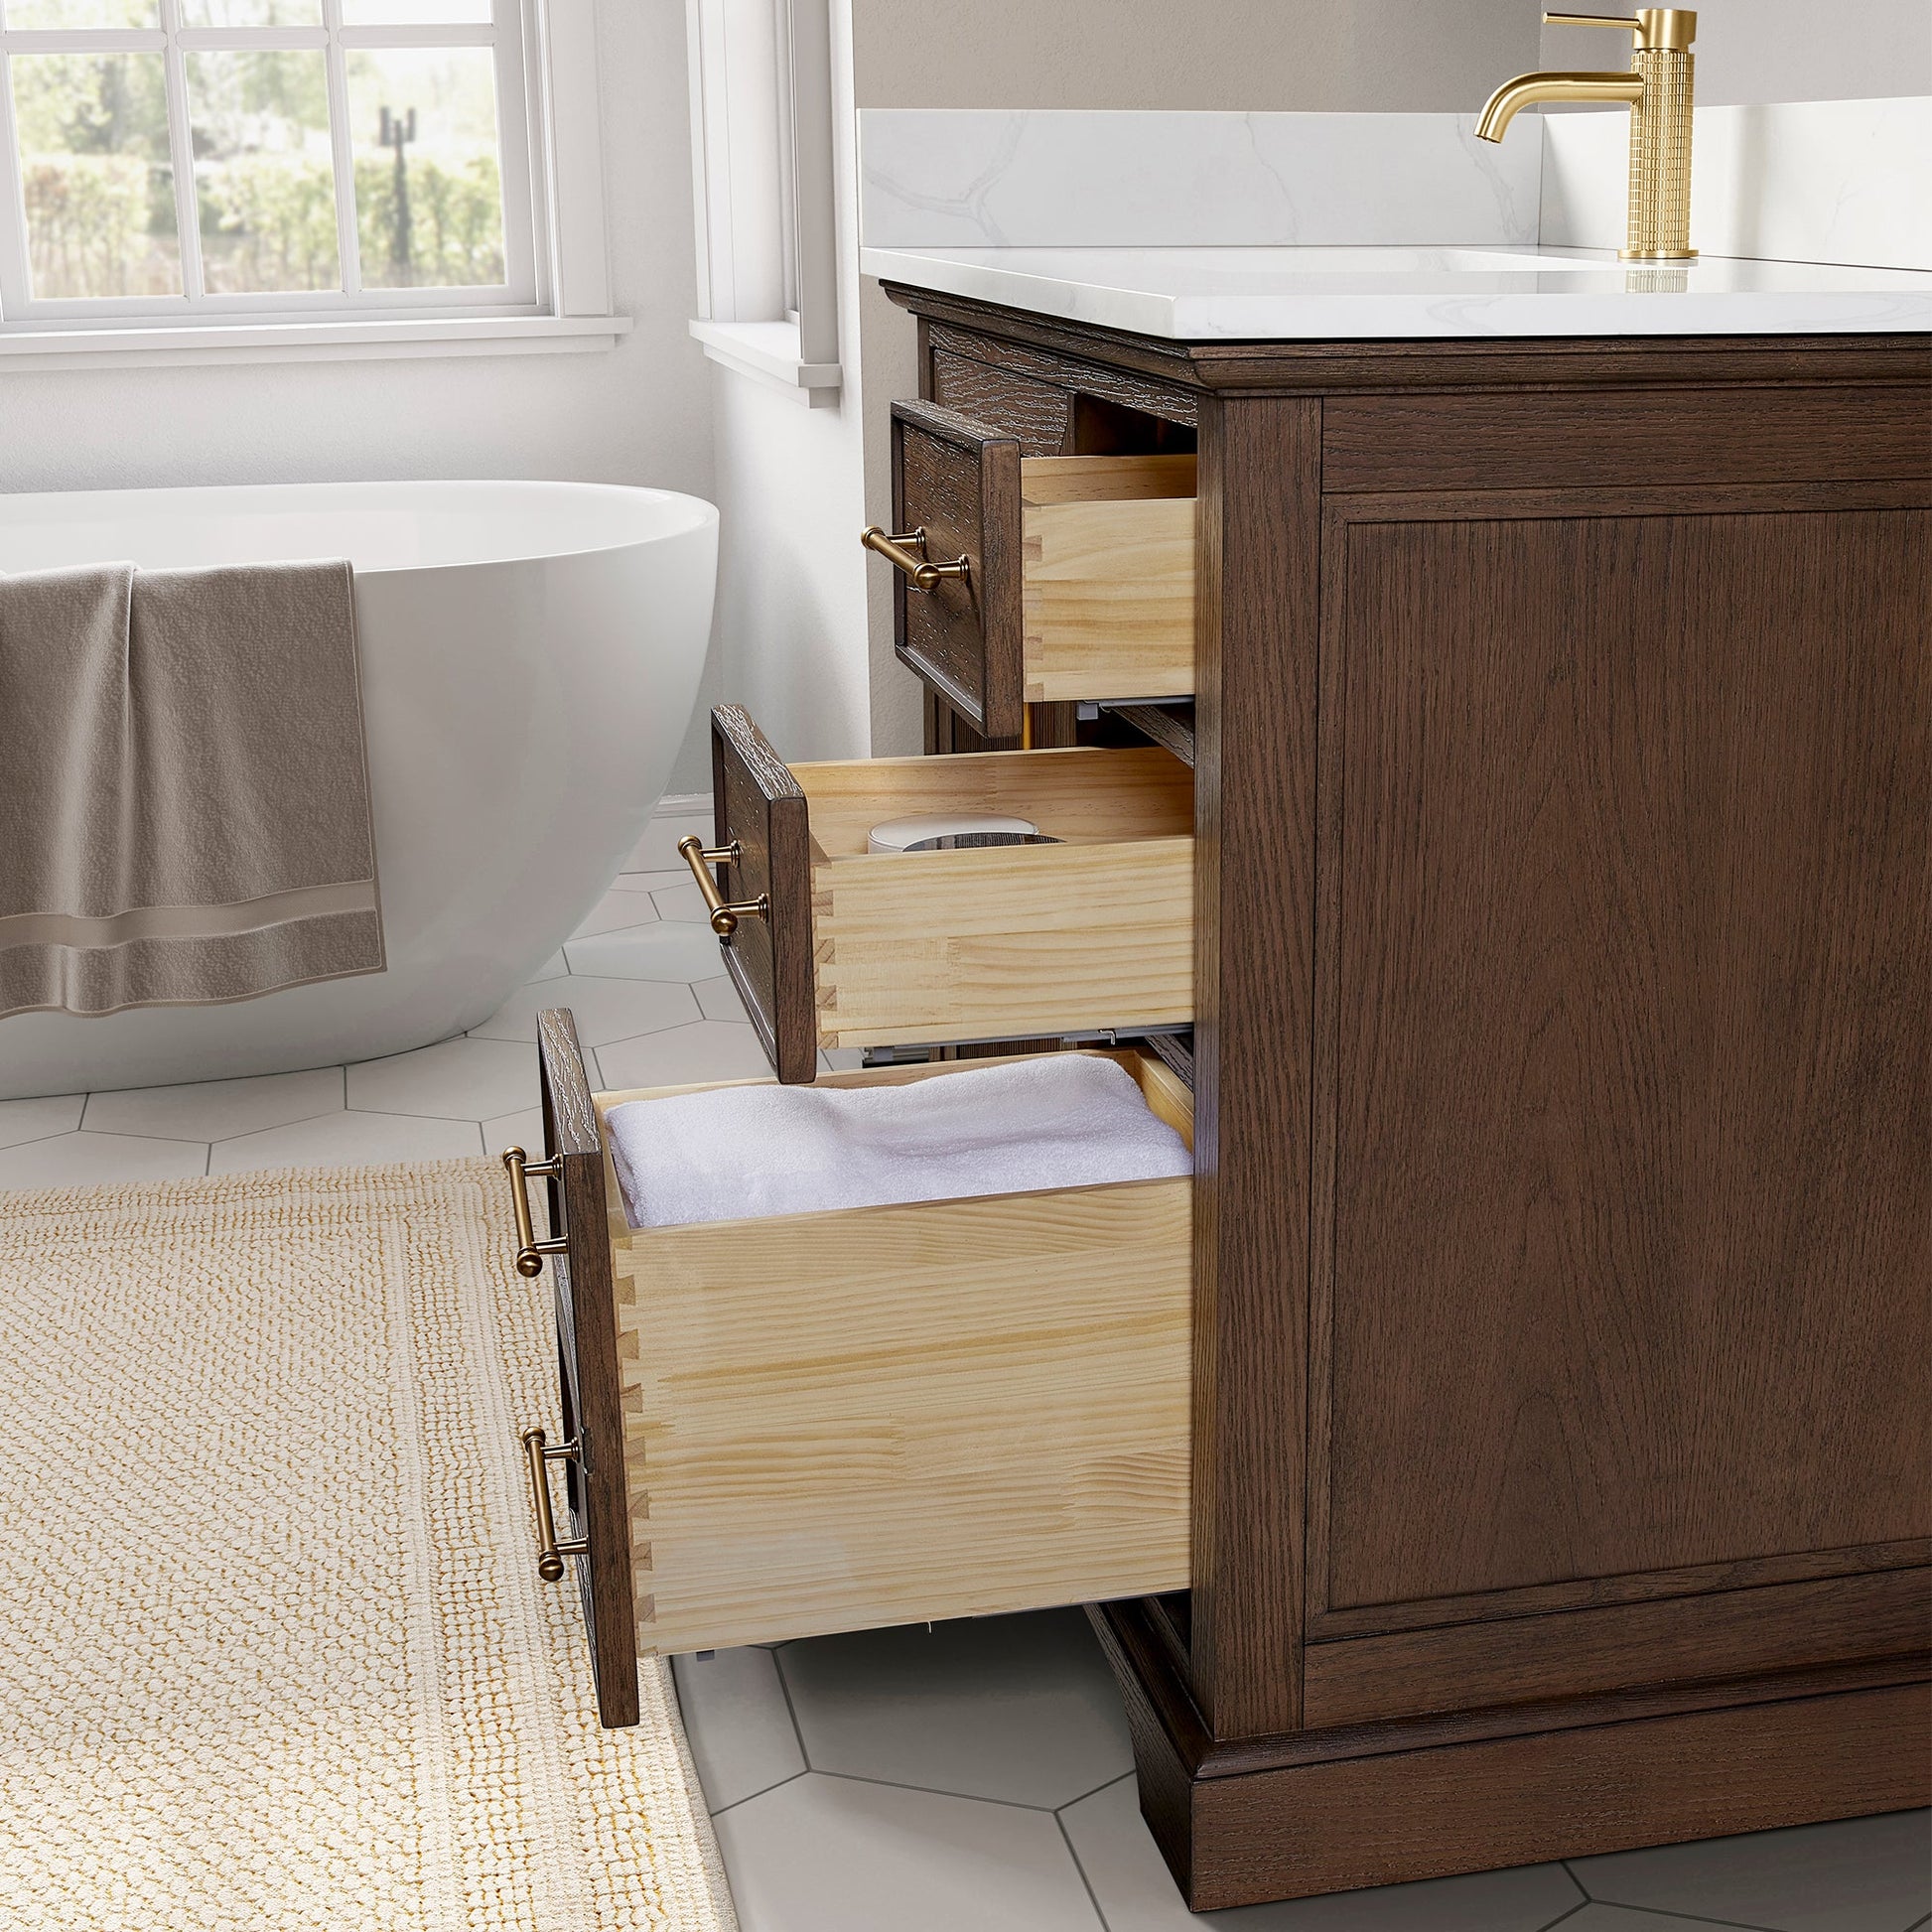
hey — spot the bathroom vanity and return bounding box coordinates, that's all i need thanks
[517,246,1930,1910]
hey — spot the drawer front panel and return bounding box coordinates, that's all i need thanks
[929,349,1072,455]
[601,1051,1195,1657]
[893,399,1027,739]
[711,707,816,1085]
[1322,386,1930,493]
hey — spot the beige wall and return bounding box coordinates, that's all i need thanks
[1541,0,1931,104]
[855,0,1541,110]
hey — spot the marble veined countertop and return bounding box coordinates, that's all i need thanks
[859,244,1932,341]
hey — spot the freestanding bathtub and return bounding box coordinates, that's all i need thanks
[0,480,718,1100]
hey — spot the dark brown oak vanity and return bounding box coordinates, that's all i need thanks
[865,294,1931,1906]
[519,292,1929,1909]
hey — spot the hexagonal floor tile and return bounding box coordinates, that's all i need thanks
[621,816,714,875]
[570,888,660,939]
[671,1647,806,1814]
[81,1066,344,1143]
[1571,1809,1931,1932]
[778,1608,1132,1809]
[0,1131,207,1188]
[649,880,711,924]
[208,1110,481,1173]
[712,1773,1100,1932]
[1559,1909,1755,1932]
[565,920,725,984]
[345,1036,536,1121]
[0,1093,84,1151]
[595,1022,773,1092]
[472,973,699,1049]
[693,975,751,1024]
[1059,1774,1586,1929]
[481,1107,546,1164]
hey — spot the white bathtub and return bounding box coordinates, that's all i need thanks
[0,480,718,1099]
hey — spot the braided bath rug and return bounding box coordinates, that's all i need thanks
[0,1158,736,1932]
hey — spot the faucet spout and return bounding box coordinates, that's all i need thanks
[1475,69,1646,142]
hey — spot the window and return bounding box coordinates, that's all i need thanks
[0,0,606,334]
[686,0,839,401]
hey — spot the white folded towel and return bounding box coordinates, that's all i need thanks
[607,1053,1191,1230]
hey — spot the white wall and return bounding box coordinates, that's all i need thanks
[696,0,874,771]
[0,0,723,794]
[1541,0,1932,104]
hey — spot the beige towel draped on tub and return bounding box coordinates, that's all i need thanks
[0,559,384,1020]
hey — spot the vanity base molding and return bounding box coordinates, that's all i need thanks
[1093,1597,1929,1910]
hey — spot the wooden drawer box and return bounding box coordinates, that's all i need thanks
[697,704,1194,1083]
[517,1011,1192,1724]
[886,398,1196,740]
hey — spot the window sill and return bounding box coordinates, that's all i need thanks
[690,319,841,407]
[0,312,631,373]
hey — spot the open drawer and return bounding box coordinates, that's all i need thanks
[508,1009,1191,1724]
[693,704,1194,1084]
[876,398,1196,740]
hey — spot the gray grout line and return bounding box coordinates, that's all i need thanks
[1562,1860,1590,1900]
[1053,1769,1138,1816]
[803,1766,1071,1815]
[1574,1899,1801,1932]
[1054,1809,1116,1931]
[705,1767,809,1821]
[769,1644,814,1773]
[1533,1900,1595,1932]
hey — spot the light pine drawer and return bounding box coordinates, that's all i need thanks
[885,398,1196,740]
[700,704,1194,1084]
[516,1009,1191,1715]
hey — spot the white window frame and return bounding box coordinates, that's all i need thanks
[685,0,838,404]
[0,0,619,358]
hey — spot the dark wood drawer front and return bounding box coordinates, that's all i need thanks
[531,1009,638,1727]
[893,399,1027,740]
[930,350,1072,455]
[1303,1569,1932,1728]
[1322,386,1930,493]
[711,706,816,1084]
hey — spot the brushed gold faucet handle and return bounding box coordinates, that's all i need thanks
[1544,9,1695,50]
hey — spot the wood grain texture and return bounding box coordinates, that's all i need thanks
[892,400,1026,739]
[1308,1536,1932,1642]
[712,706,816,1085]
[897,289,1930,396]
[536,1008,639,1727]
[929,348,1072,455]
[1322,387,1929,492]
[1302,1568,1932,1727]
[924,316,1201,422]
[1023,483,1196,704]
[793,744,1195,1049]
[1106,701,1197,768]
[1322,507,1932,1613]
[1182,1682,1931,1910]
[598,1050,1193,1655]
[1188,394,1323,1738]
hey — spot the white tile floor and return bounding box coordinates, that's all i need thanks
[5,802,1927,1930]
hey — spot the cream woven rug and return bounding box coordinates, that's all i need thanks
[0,1158,737,1932]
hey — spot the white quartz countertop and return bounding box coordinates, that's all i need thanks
[859,244,1932,341]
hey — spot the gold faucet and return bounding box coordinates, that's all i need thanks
[1477,9,1697,261]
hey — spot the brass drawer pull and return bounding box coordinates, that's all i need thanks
[677,834,769,938]
[518,1426,588,1582]
[500,1145,565,1278]
[860,524,970,594]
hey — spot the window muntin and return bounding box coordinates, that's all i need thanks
[0,0,537,322]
